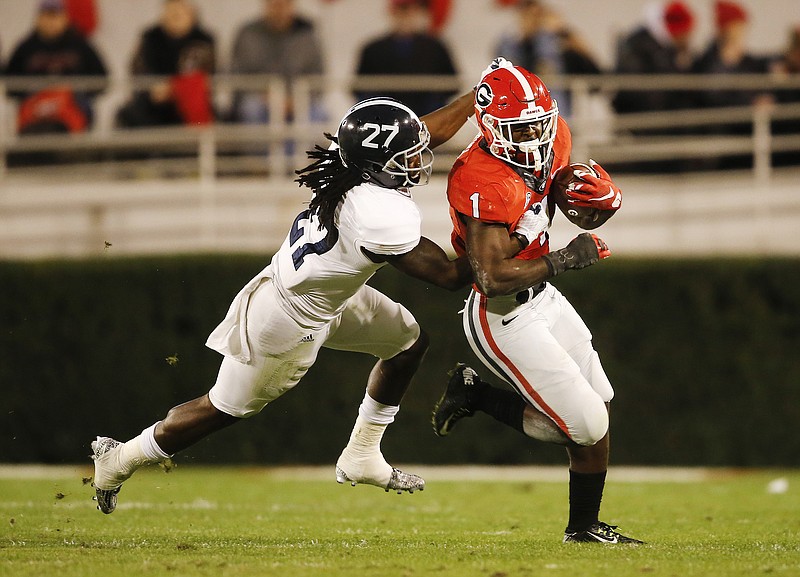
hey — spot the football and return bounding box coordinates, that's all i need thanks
[550,162,603,229]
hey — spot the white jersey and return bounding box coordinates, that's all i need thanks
[272,182,421,325]
[206,182,421,361]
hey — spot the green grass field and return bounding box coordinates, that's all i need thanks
[1,465,798,577]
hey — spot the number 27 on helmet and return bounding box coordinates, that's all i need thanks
[336,97,434,189]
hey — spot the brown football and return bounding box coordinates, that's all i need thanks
[550,162,603,229]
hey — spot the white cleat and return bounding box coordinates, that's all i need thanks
[90,436,127,514]
[335,463,425,494]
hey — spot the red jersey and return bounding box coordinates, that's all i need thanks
[446,115,572,262]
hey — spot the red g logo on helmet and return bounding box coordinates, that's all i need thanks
[474,65,559,176]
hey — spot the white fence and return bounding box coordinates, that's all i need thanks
[1,74,800,259]
[4,169,800,260]
[2,73,800,178]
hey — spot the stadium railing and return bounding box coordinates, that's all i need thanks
[2,73,800,184]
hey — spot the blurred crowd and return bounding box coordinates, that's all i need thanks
[1,0,799,163]
[1,0,461,134]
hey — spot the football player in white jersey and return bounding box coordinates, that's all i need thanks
[90,92,491,514]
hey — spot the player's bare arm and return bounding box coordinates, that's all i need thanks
[364,231,524,292]
[367,237,472,291]
[463,215,610,298]
[464,217,549,296]
[422,90,475,149]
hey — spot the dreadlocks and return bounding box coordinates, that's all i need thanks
[295,133,365,233]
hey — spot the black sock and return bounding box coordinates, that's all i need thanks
[566,470,606,532]
[474,385,526,434]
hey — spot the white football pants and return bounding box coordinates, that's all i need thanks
[462,283,613,446]
[209,279,420,418]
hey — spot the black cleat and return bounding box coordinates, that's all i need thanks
[432,363,485,437]
[563,522,644,544]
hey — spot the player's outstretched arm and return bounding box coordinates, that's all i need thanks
[373,237,473,291]
[366,232,524,292]
[422,90,475,149]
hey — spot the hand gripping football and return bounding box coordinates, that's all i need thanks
[551,162,603,228]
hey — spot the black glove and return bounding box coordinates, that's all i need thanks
[541,233,611,277]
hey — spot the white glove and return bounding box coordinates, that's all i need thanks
[480,57,514,80]
[514,201,549,247]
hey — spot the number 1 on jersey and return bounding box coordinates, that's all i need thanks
[470,192,480,219]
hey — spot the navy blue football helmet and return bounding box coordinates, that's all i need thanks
[336,98,433,189]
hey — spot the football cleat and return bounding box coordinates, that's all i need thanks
[432,363,485,437]
[563,522,644,544]
[385,468,425,493]
[335,466,425,494]
[91,436,124,514]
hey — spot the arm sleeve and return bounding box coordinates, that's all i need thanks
[358,199,422,256]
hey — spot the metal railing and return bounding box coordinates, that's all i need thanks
[2,73,800,183]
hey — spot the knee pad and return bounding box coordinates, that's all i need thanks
[569,393,609,446]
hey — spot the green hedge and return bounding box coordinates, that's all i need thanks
[1,255,798,467]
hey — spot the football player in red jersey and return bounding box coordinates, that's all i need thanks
[432,58,642,544]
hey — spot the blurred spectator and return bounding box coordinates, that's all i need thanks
[771,25,800,111]
[354,0,458,116]
[228,0,325,125]
[692,1,771,109]
[5,0,107,134]
[612,1,696,115]
[493,0,601,118]
[691,2,774,169]
[116,0,215,128]
[769,25,800,165]
[772,26,800,79]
